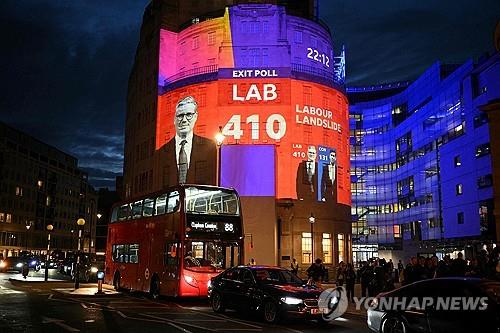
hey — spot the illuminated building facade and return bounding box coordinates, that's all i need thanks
[124,0,352,272]
[349,57,500,262]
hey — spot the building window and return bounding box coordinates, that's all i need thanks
[454,155,461,167]
[475,143,491,158]
[473,113,488,128]
[0,213,4,222]
[457,212,464,224]
[322,233,332,264]
[15,187,23,196]
[337,233,345,263]
[301,232,312,264]
[192,36,199,50]
[294,30,303,43]
[37,180,43,188]
[456,184,463,195]
[393,225,401,238]
[477,174,493,189]
[208,31,216,45]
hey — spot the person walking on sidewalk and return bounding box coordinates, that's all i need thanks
[306,258,325,288]
[290,258,299,275]
[359,261,372,297]
[345,263,356,302]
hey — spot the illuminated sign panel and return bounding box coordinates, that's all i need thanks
[156,5,350,206]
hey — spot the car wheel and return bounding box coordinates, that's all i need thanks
[382,316,407,333]
[113,272,121,291]
[263,300,280,323]
[150,277,160,300]
[211,291,225,313]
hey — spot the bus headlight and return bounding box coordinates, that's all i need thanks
[184,275,198,287]
[0,261,6,268]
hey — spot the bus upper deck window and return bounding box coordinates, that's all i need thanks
[143,198,154,217]
[132,200,143,219]
[167,191,180,213]
[156,194,167,215]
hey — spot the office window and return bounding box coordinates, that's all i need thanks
[6,214,12,223]
[301,232,312,264]
[0,213,4,222]
[475,143,491,158]
[15,187,23,196]
[322,233,332,264]
[473,113,488,128]
[454,155,461,167]
[208,31,216,46]
[393,225,401,238]
[477,174,493,189]
[457,212,464,224]
[456,184,463,195]
[337,233,345,263]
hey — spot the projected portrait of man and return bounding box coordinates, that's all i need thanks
[321,149,337,202]
[160,96,216,186]
[296,145,318,200]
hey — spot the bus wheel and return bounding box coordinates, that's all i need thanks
[211,291,225,313]
[150,276,160,300]
[113,272,121,291]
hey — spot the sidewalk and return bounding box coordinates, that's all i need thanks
[52,284,120,296]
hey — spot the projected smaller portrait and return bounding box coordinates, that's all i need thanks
[161,96,216,186]
[296,145,318,201]
[320,149,337,203]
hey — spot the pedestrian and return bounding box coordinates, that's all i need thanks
[290,258,299,275]
[450,252,467,277]
[306,258,325,288]
[336,261,346,286]
[345,263,356,302]
[359,261,372,297]
[248,258,256,266]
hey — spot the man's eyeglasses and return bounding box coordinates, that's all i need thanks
[176,112,196,121]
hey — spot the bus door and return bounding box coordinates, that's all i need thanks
[163,242,180,296]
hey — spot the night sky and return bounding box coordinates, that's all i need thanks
[1,0,498,190]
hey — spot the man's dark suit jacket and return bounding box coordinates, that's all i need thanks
[159,134,217,187]
[296,160,318,201]
[321,164,337,203]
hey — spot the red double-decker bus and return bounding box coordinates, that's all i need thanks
[105,185,243,297]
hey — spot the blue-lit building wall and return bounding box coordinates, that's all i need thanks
[349,58,498,260]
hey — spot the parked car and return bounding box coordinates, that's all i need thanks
[367,277,500,333]
[0,257,24,273]
[208,265,325,323]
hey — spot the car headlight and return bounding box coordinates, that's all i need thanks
[280,297,303,305]
[31,261,37,266]
[90,267,98,273]
[0,261,6,268]
[16,263,23,268]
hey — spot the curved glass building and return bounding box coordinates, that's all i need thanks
[349,58,499,262]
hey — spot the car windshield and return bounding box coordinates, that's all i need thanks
[252,269,303,285]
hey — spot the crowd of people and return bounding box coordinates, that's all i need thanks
[297,246,500,302]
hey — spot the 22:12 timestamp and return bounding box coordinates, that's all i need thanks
[306,48,330,67]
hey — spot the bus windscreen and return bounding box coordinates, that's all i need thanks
[185,187,239,216]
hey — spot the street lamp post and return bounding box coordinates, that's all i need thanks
[215,126,225,187]
[44,224,54,281]
[74,218,85,289]
[309,213,315,262]
[25,222,32,252]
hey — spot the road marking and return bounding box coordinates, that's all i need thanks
[41,316,80,332]
[141,313,219,332]
[80,303,88,309]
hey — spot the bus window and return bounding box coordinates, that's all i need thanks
[165,243,179,266]
[167,191,180,213]
[112,244,128,262]
[156,194,167,215]
[111,207,118,222]
[129,244,139,263]
[184,241,240,271]
[118,204,131,221]
[143,198,155,217]
[132,200,143,219]
[185,187,239,215]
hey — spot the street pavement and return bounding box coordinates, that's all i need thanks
[0,271,371,333]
